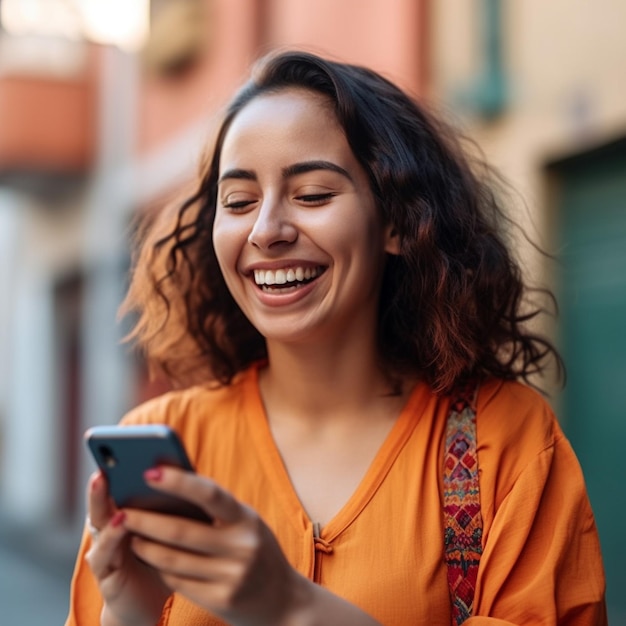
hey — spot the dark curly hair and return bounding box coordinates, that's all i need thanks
[121,50,563,394]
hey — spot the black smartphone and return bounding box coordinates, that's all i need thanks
[85,424,211,522]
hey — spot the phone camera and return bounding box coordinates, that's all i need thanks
[98,445,117,468]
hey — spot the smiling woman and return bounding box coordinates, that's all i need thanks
[66,51,607,626]
[212,89,396,347]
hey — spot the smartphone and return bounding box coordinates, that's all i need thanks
[85,424,212,522]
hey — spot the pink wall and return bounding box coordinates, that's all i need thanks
[137,0,429,156]
[266,0,428,96]
[137,0,263,154]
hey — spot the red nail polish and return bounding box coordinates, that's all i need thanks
[111,511,126,527]
[144,467,163,482]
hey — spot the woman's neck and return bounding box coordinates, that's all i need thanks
[259,337,407,428]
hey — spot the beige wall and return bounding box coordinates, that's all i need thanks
[432,0,626,250]
[431,0,626,400]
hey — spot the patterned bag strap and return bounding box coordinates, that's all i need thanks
[443,381,483,625]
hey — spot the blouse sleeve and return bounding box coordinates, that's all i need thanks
[468,429,607,625]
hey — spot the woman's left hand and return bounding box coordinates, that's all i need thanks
[122,467,304,626]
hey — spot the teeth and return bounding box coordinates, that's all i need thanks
[253,266,322,286]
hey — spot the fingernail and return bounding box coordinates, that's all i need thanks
[91,473,102,492]
[111,511,126,528]
[144,467,163,482]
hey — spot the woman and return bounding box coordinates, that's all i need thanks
[66,51,606,625]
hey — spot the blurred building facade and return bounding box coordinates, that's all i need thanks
[0,0,624,621]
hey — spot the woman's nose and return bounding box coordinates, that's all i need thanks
[247,199,297,249]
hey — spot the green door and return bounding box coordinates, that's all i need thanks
[554,139,626,623]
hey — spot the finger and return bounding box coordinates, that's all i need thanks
[87,471,117,529]
[85,511,129,579]
[144,467,244,525]
[157,573,250,620]
[123,508,258,557]
[130,534,242,582]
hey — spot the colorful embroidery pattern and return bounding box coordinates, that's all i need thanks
[443,383,483,625]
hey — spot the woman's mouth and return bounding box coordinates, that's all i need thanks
[252,265,326,293]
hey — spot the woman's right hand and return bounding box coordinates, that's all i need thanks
[84,471,171,626]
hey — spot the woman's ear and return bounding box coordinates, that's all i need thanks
[384,225,402,255]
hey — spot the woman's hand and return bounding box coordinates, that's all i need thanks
[86,467,381,626]
[84,471,171,626]
[122,466,304,626]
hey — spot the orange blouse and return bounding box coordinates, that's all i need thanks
[66,365,607,625]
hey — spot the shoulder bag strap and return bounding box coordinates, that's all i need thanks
[443,382,483,625]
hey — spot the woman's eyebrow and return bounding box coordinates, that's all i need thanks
[282,160,353,181]
[218,168,257,184]
[218,160,352,185]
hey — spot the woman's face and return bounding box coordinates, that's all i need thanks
[212,88,399,345]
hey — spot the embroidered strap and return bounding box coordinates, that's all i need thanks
[443,382,483,625]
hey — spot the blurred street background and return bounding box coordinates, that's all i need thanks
[0,517,76,623]
[0,0,625,623]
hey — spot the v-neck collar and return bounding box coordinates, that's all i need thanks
[242,363,430,541]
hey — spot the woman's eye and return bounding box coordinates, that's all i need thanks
[295,192,335,205]
[222,198,255,212]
